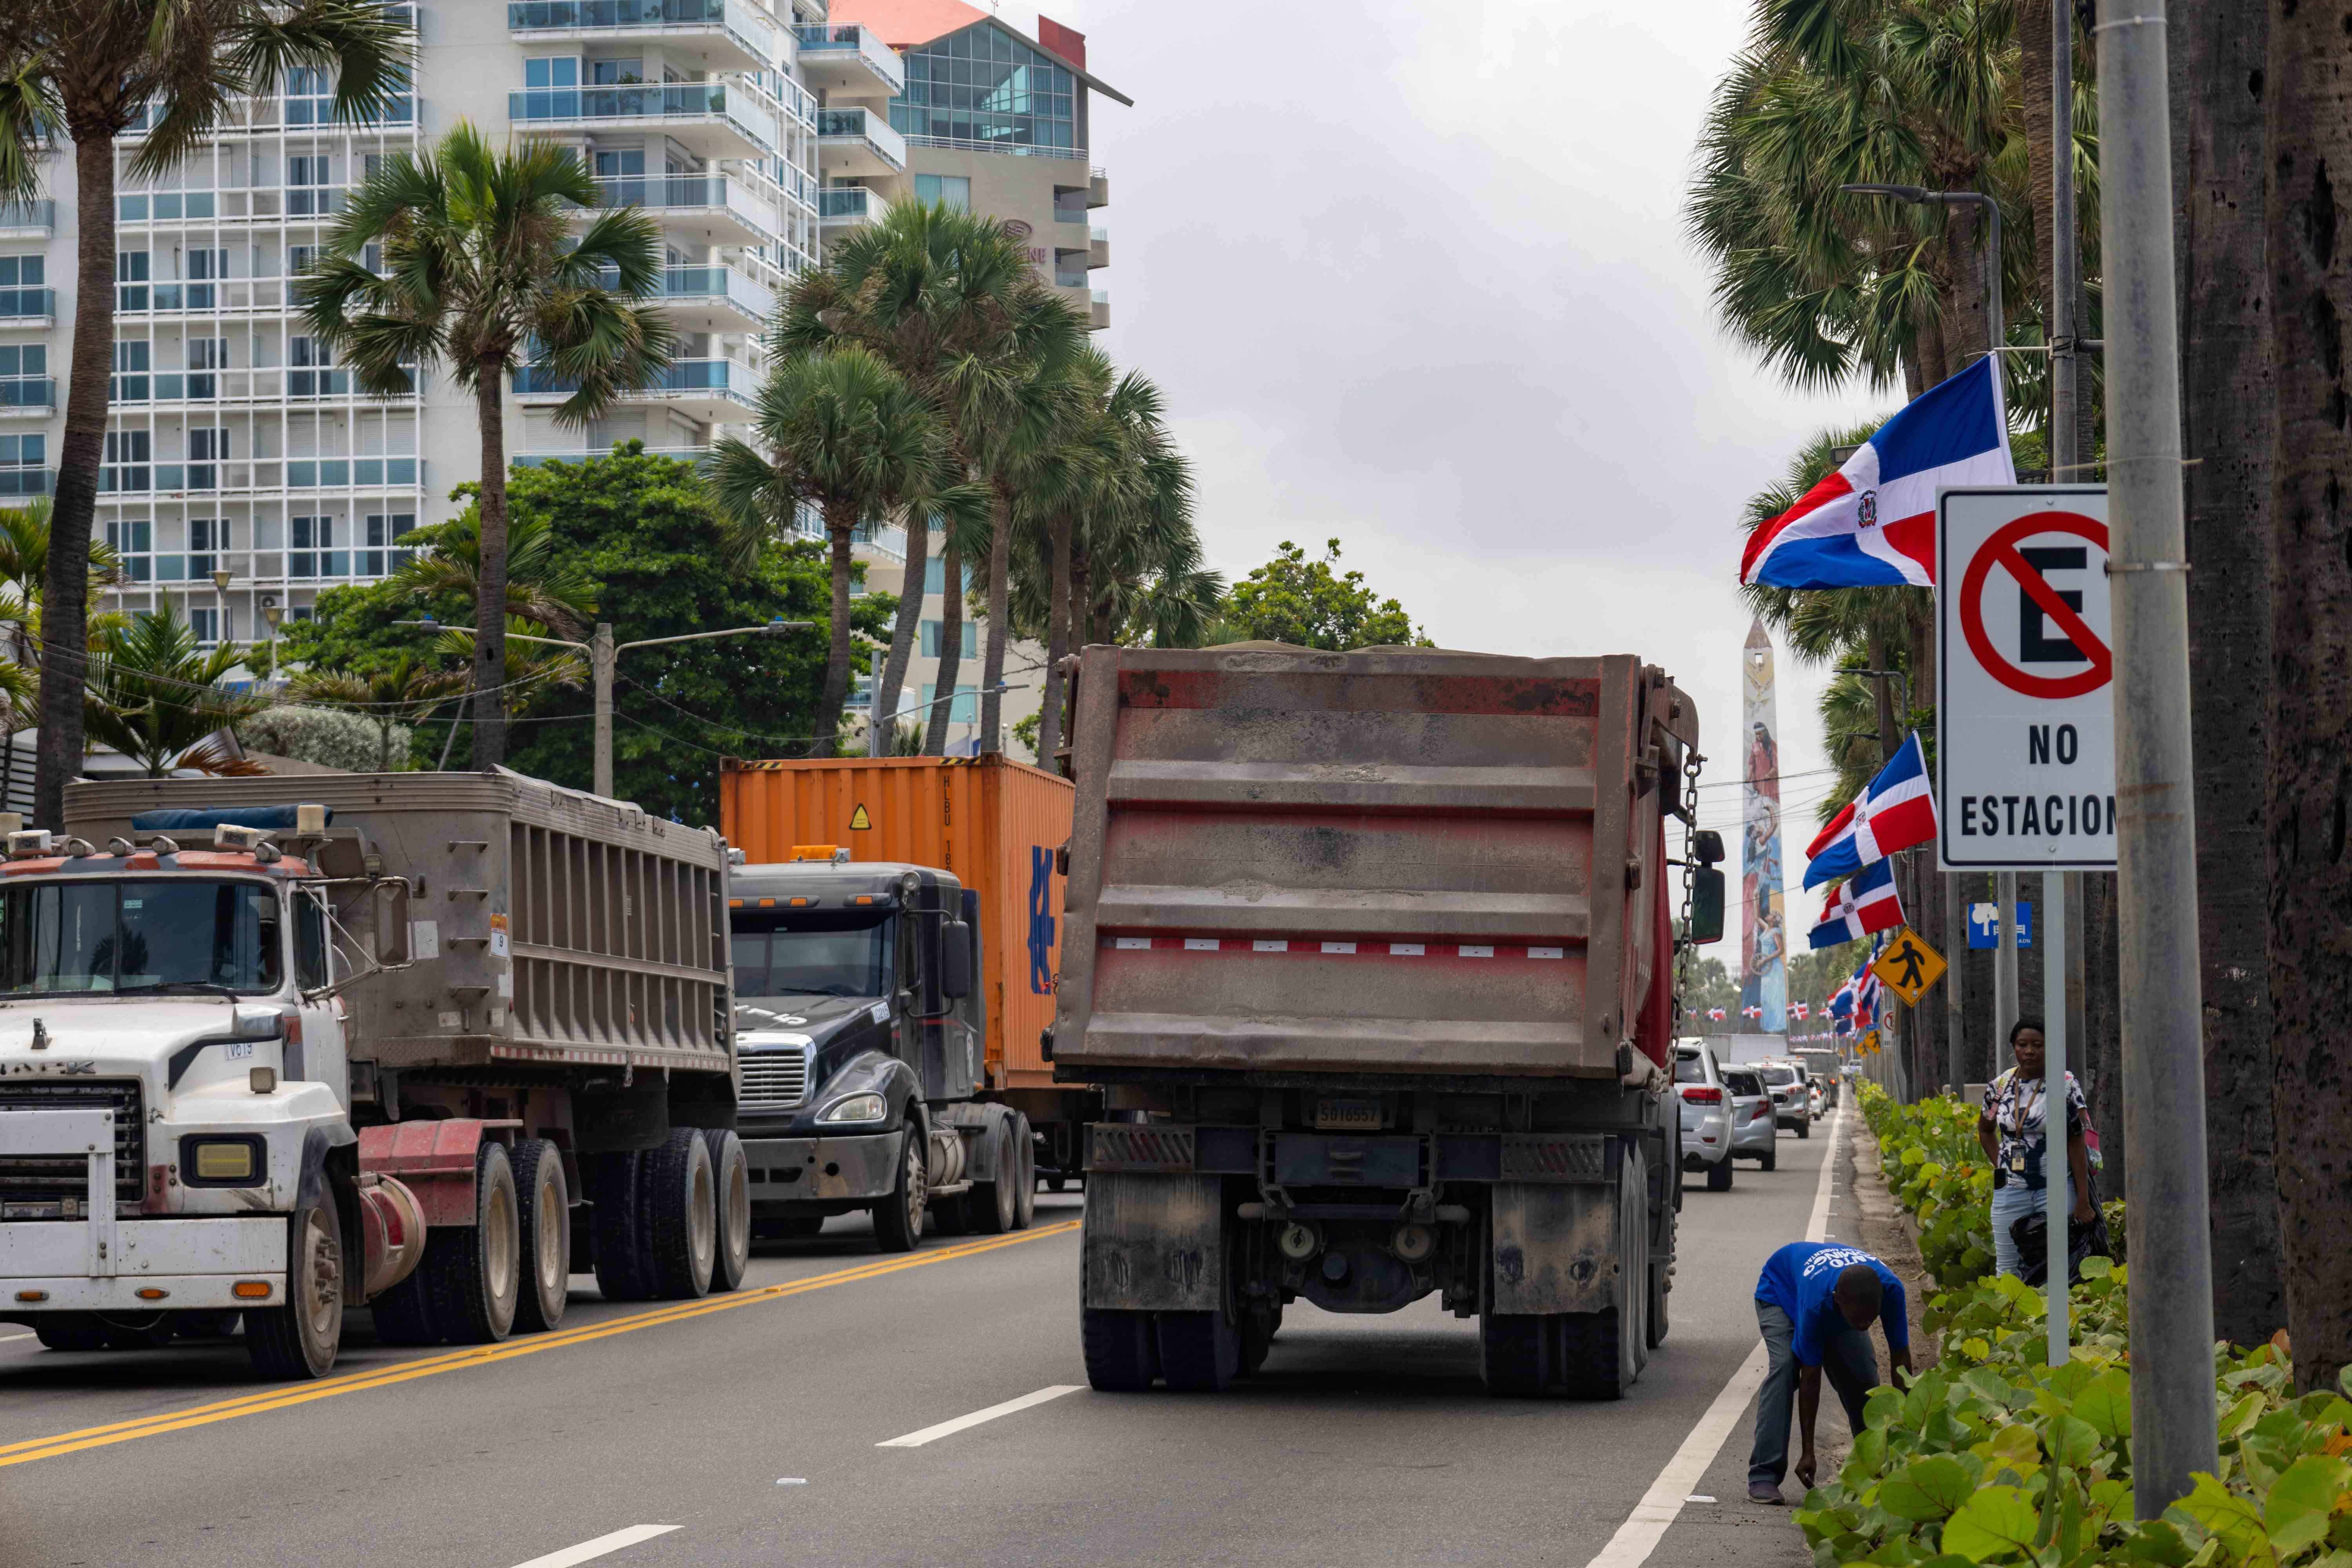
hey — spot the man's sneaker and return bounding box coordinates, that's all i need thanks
[1748,1483,1785,1505]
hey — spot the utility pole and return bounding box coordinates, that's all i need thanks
[2051,0,2093,1104]
[2044,874,2071,1363]
[2095,0,2218,1515]
[591,624,615,799]
[1945,873,1964,1089]
[1995,870,2019,1074]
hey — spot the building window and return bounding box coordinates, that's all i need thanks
[186,336,227,399]
[291,515,346,579]
[289,154,333,216]
[109,340,150,402]
[288,244,317,276]
[0,432,45,496]
[115,250,149,311]
[189,517,232,580]
[0,256,42,287]
[892,25,1078,154]
[921,619,978,659]
[188,429,229,490]
[105,519,152,582]
[591,58,644,85]
[185,247,226,309]
[921,683,979,725]
[0,343,44,410]
[911,174,971,212]
[102,430,151,492]
[290,336,340,397]
[285,65,332,125]
[361,512,416,576]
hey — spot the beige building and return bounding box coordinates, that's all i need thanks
[820,0,1126,758]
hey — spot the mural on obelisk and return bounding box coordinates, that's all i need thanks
[1741,619,1788,1033]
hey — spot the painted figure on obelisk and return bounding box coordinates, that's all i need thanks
[1741,619,1788,1033]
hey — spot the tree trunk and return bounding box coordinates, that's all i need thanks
[976,486,1013,754]
[923,539,964,756]
[872,508,929,751]
[1917,299,1953,393]
[1036,511,1073,766]
[2263,0,2352,1394]
[2020,0,2059,367]
[35,134,119,829]
[2173,0,2284,1349]
[813,499,855,758]
[470,371,511,771]
[1942,201,1993,370]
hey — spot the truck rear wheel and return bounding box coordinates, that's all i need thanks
[1156,1310,1241,1392]
[1011,1114,1037,1230]
[247,1199,345,1379]
[1080,1308,1158,1391]
[510,1139,570,1334]
[33,1315,109,1352]
[1480,1313,1551,1396]
[871,1126,927,1254]
[423,1141,522,1345]
[971,1121,1019,1235]
[645,1128,716,1301]
[703,1129,751,1294]
[1558,1146,1648,1399]
[590,1151,656,1302]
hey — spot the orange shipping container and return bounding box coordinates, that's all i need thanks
[719,755,1074,1091]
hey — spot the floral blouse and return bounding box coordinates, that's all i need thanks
[1983,1067,2085,1189]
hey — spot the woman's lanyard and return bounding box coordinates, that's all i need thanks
[2002,1076,2047,1172]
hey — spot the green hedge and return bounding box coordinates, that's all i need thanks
[1801,1087,2352,1567]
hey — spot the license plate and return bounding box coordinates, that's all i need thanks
[1314,1097,1382,1131]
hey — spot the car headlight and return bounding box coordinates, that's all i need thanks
[817,1092,887,1124]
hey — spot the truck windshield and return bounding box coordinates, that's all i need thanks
[0,879,283,996]
[731,913,891,1000]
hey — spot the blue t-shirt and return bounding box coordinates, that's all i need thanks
[1755,1242,1909,1366]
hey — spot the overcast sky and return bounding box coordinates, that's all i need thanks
[998,0,1892,874]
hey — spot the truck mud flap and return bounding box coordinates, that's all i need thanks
[1081,1172,1221,1313]
[1491,1181,1618,1316]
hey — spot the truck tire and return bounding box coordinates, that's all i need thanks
[971,1118,1019,1235]
[33,1315,109,1352]
[870,1125,928,1254]
[510,1139,570,1334]
[368,1255,440,1344]
[423,1141,522,1345]
[1156,1310,1241,1392]
[1706,1156,1733,1192]
[1559,1145,1648,1398]
[1081,1308,1158,1392]
[1479,1313,1551,1396]
[1647,1178,1674,1351]
[590,1151,656,1303]
[1240,1298,1280,1374]
[247,1198,346,1379]
[644,1128,716,1301]
[1011,1113,1037,1230]
[703,1129,751,1294]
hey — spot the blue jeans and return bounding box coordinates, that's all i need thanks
[1750,1301,1880,1490]
[1991,1176,2076,1278]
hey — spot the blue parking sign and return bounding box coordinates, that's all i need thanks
[1966,900,2033,949]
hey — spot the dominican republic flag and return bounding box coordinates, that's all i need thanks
[1742,1004,1763,1020]
[1802,734,1938,890]
[1708,1006,1728,1021]
[1808,858,1905,947]
[1740,356,2014,589]
[1792,1002,1810,1020]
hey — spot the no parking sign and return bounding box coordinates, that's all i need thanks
[1937,488,2118,871]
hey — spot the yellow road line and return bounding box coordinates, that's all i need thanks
[0,1220,1078,1469]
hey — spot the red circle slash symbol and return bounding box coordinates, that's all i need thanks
[1958,514,2112,699]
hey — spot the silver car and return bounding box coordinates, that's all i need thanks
[1721,1067,1780,1170]
[1757,1060,1813,1138]
[1675,1042,1735,1191]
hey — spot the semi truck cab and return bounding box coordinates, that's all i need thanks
[730,850,1034,1247]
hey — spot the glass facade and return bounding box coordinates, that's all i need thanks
[891,25,1075,154]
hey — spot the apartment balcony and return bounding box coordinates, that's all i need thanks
[0,379,55,417]
[1089,167,1109,208]
[515,445,710,470]
[0,201,54,238]
[815,107,905,178]
[1089,227,1109,269]
[817,184,888,236]
[513,356,757,421]
[586,172,780,248]
[1090,289,1108,331]
[634,264,773,333]
[507,0,777,76]
[0,288,55,328]
[789,24,905,98]
[0,469,51,498]
[96,457,426,498]
[1052,192,1088,227]
[104,368,417,406]
[510,82,777,162]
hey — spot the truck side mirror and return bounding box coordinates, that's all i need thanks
[938,921,973,1000]
[1688,866,1726,945]
[1690,829,1725,866]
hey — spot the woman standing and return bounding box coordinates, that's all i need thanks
[1977,1018,2096,1277]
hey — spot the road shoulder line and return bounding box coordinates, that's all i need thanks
[877,1384,1082,1448]
[507,1524,679,1568]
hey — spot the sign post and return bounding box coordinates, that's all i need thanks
[1939,486,2116,1366]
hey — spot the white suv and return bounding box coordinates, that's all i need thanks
[1674,1042,1736,1191]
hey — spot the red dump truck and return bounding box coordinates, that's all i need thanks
[1050,645,1723,1396]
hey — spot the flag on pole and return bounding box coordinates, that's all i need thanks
[1739,356,2014,589]
[1742,1004,1764,1020]
[1708,1006,1728,1021]
[1808,858,1906,946]
[1793,1002,1811,1020]
[1802,735,1938,889]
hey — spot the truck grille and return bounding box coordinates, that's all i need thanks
[739,1048,811,1114]
[0,1079,146,1215]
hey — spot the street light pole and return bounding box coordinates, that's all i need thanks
[2098,0,2218,1516]
[211,568,233,650]
[591,624,615,798]
[262,604,281,686]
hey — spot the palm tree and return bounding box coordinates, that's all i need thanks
[289,654,461,772]
[0,0,411,826]
[708,346,983,754]
[296,122,672,770]
[390,508,597,641]
[83,604,266,777]
[422,616,588,765]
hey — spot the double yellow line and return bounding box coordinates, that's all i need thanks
[0,1219,1078,1469]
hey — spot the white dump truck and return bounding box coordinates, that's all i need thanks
[0,770,748,1378]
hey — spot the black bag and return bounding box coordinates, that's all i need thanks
[2010,1206,2112,1287]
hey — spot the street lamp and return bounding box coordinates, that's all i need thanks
[210,567,233,651]
[1838,183,2004,353]
[262,604,282,686]
[396,616,812,795]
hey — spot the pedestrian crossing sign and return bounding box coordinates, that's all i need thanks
[1871,927,1947,1007]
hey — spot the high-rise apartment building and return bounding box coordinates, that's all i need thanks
[821,0,1124,757]
[0,0,898,645]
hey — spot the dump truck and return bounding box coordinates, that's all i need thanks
[719,756,1094,1225]
[1050,645,1723,1397]
[0,770,748,1379]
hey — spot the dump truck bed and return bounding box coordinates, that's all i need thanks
[66,770,733,1075]
[1051,646,1695,1080]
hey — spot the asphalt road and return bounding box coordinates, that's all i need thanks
[0,1106,1866,1568]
